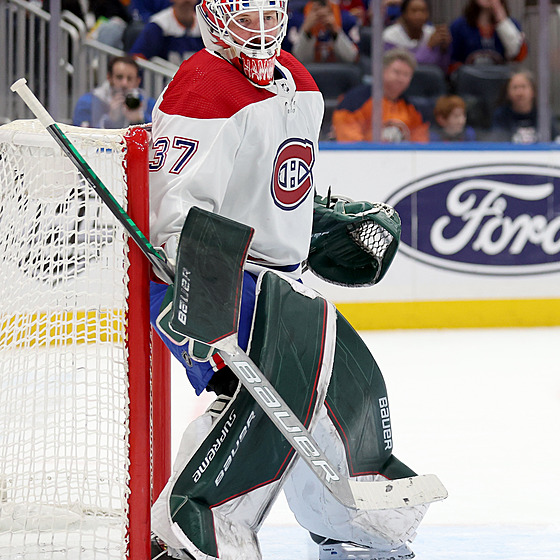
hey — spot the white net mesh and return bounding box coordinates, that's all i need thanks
[0,120,133,559]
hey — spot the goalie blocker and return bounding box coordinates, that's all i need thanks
[151,207,446,559]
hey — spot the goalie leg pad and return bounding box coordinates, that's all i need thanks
[151,271,337,559]
[283,312,427,549]
[325,312,416,477]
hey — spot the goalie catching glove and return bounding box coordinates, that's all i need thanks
[307,194,401,287]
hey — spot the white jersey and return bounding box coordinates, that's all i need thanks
[149,48,324,276]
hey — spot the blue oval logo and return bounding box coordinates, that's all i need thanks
[386,164,560,275]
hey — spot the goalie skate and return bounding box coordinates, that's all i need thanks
[319,542,414,560]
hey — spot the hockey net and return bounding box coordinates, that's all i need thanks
[0,120,170,559]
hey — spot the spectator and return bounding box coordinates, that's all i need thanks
[129,0,171,23]
[490,70,559,143]
[362,0,403,27]
[128,0,203,65]
[287,0,359,63]
[430,94,476,141]
[383,0,403,26]
[382,0,451,72]
[339,0,367,26]
[73,56,156,128]
[87,0,133,49]
[121,0,173,52]
[449,0,528,72]
[332,48,429,142]
[108,0,173,53]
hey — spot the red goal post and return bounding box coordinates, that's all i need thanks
[0,121,171,559]
[125,127,171,558]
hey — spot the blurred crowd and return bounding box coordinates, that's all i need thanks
[51,0,556,144]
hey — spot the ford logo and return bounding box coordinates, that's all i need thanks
[386,164,560,275]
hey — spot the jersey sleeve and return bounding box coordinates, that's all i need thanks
[496,17,528,61]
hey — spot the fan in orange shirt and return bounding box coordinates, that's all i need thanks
[332,48,429,142]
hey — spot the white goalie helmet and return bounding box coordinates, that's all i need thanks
[196,0,289,86]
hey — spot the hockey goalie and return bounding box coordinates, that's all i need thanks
[147,0,446,558]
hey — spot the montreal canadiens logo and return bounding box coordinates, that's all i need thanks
[271,138,315,210]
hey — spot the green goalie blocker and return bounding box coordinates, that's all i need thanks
[308,194,401,287]
[162,206,254,350]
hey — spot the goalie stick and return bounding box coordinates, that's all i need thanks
[11,79,448,518]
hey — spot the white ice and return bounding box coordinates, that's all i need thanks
[171,327,560,559]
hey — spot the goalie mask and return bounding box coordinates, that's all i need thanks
[196,0,288,86]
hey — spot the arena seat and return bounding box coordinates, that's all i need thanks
[451,64,513,131]
[404,64,449,124]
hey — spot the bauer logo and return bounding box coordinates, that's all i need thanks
[176,268,191,325]
[271,138,315,210]
[386,164,560,275]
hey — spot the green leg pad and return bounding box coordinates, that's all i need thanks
[168,272,332,555]
[325,312,416,478]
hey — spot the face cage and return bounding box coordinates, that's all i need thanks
[204,0,288,59]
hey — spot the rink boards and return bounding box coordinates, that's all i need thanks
[307,142,560,329]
